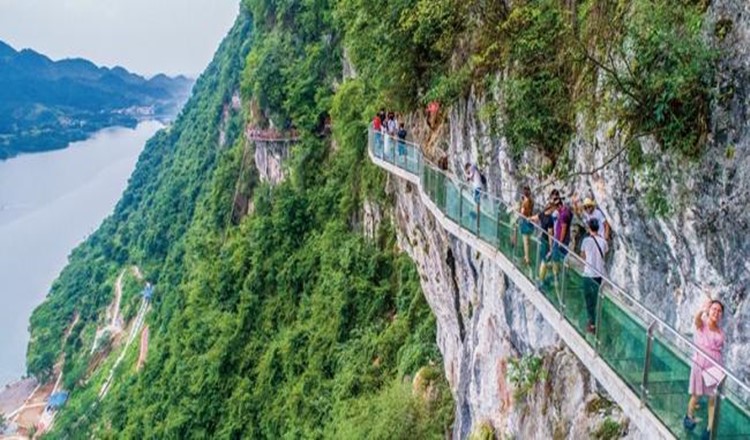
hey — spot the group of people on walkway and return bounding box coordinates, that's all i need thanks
[511,187,610,333]
[513,186,728,439]
[371,115,731,438]
[372,109,408,157]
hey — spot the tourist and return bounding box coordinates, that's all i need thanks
[551,193,572,270]
[684,299,726,438]
[372,113,383,153]
[532,202,556,285]
[386,112,397,136]
[464,163,483,205]
[574,196,611,241]
[519,186,534,265]
[580,218,608,333]
[397,123,407,158]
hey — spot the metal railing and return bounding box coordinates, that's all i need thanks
[368,129,750,439]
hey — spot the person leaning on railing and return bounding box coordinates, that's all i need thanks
[684,298,726,439]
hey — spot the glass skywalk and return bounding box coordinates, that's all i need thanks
[369,130,750,439]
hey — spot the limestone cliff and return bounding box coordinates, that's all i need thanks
[372,0,749,437]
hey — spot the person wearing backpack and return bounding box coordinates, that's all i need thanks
[580,218,608,334]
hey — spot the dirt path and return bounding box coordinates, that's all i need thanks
[108,270,125,329]
[98,297,149,400]
[90,269,128,354]
[137,326,149,371]
[131,265,143,281]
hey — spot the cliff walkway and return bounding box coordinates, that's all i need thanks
[367,130,750,439]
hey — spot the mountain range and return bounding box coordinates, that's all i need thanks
[0,40,193,159]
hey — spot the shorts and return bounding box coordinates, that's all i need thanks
[520,219,534,235]
[552,242,568,262]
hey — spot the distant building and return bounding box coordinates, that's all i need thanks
[47,391,69,411]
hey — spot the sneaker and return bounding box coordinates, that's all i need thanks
[683,415,697,431]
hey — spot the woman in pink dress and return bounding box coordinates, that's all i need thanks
[684,299,725,436]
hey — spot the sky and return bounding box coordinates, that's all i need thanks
[0,0,240,78]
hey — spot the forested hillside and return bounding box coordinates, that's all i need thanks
[0,40,192,159]
[24,0,733,437]
[26,3,452,438]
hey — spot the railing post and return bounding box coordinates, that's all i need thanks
[535,235,542,282]
[594,282,604,356]
[641,322,657,407]
[710,378,726,440]
[476,193,481,235]
[495,209,502,250]
[458,186,464,231]
[558,259,567,315]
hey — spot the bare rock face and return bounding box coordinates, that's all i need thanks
[375,2,749,437]
[386,177,640,438]
[253,140,290,185]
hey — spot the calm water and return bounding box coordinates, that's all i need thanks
[0,121,161,385]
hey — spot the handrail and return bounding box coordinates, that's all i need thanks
[369,128,750,397]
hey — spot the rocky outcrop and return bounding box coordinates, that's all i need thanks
[253,140,290,185]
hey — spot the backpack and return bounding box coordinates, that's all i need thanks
[480,172,487,187]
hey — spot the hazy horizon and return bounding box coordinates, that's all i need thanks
[0,0,239,78]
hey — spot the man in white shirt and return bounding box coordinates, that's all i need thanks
[464,163,484,204]
[580,218,608,334]
[581,198,610,240]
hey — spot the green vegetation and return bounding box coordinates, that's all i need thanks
[613,0,715,159]
[28,2,452,438]
[24,0,724,435]
[593,417,626,439]
[499,0,575,160]
[338,0,716,168]
[469,421,496,440]
[507,355,547,401]
[120,269,144,322]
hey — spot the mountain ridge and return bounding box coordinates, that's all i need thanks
[0,40,193,160]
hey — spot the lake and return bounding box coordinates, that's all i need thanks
[0,121,161,386]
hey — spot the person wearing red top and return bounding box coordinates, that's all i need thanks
[372,114,383,153]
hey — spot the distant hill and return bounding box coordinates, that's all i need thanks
[0,40,194,159]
